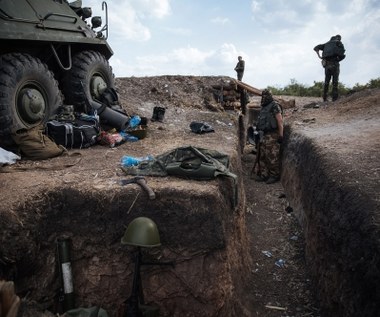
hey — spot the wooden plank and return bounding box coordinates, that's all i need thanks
[234,80,262,96]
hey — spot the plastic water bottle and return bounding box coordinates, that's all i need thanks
[128,115,141,129]
[124,134,139,142]
[121,155,153,167]
[121,156,140,167]
[119,131,138,142]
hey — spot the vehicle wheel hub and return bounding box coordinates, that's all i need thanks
[18,88,46,123]
[90,75,107,99]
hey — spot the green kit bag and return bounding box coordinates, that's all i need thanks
[11,125,65,160]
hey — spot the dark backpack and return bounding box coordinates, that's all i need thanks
[256,101,282,132]
[98,87,119,108]
[46,117,100,149]
[322,39,345,58]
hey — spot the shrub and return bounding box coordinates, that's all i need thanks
[265,78,379,97]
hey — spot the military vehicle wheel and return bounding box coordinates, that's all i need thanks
[61,51,115,112]
[0,53,63,138]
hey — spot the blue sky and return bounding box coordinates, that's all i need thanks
[87,0,380,89]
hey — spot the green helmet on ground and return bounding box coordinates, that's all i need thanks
[121,217,161,247]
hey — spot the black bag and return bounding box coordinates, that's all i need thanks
[190,121,214,134]
[322,39,345,58]
[46,118,100,149]
[98,87,119,108]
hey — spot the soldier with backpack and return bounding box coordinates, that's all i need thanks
[253,89,284,184]
[314,34,346,102]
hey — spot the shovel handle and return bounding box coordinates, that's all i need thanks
[136,178,156,200]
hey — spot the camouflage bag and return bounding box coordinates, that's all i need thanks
[11,125,66,160]
[121,146,239,207]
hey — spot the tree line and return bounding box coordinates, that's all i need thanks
[266,77,380,97]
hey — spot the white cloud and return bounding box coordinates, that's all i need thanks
[172,47,214,64]
[108,8,151,41]
[162,27,192,36]
[129,0,171,19]
[217,43,241,63]
[211,17,230,25]
[251,1,260,13]
[87,0,172,41]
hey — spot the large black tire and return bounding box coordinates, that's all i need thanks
[60,50,115,112]
[0,53,63,139]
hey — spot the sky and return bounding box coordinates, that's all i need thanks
[86,0,380,89]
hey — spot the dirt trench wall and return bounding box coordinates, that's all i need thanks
[281,127,380,317]
[0,166,251,317]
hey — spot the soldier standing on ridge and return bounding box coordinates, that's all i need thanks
[314,34,346,102]
[234,56,245,81]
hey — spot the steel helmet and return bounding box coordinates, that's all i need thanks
[121,217,161,247]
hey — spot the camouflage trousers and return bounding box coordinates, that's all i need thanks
[256,131,281,178]
[324,61,340,101]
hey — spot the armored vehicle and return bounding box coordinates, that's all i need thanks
[0,0,114,145]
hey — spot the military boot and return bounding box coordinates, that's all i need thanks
[156,107,166,122]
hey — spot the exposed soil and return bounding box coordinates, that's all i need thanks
[1,76,379,316]
[241,151,321,317]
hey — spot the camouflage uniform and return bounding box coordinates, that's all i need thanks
[255,90,283,180]
[323,59,340,102]
[259,131,281,179]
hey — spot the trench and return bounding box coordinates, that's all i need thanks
[281,125,380,317]
[1,104,379,317]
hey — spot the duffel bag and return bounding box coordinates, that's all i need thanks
[46,118,100,149]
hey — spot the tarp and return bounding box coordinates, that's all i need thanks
[0,147,20,165]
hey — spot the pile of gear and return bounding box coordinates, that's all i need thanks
[5,88,148,161]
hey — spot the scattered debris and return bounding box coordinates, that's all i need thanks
[303,102,320,109]
[285,206,294,213]
[302,118,316,123]
[262,250,273,258]
[275,259,286,268]
[265,305,287,311]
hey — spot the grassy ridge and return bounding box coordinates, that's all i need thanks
[266,78,380,97]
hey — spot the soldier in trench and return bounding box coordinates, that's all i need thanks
[253,89,284,184]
